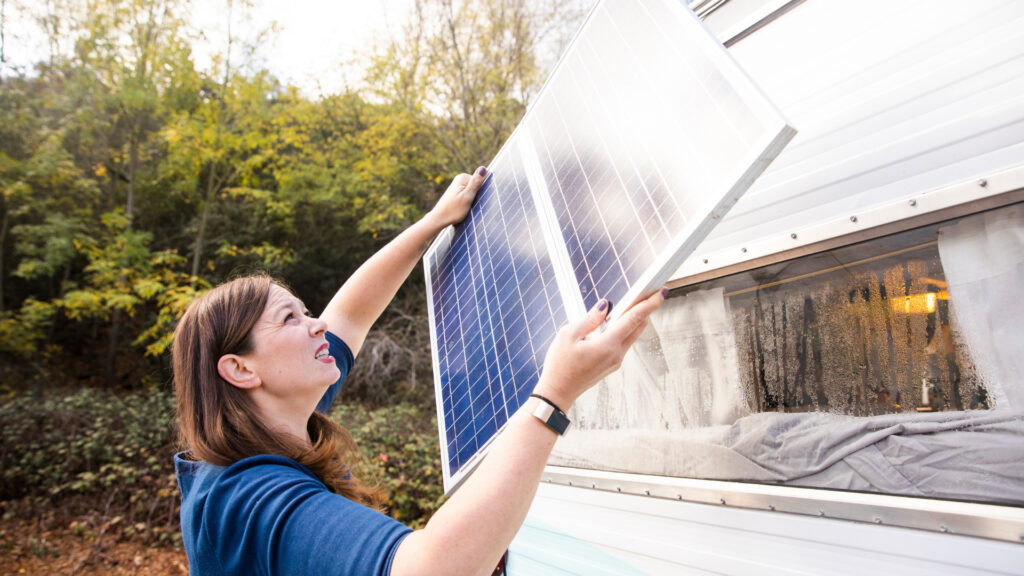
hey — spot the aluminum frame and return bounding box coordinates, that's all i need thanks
[541,466,1024,544]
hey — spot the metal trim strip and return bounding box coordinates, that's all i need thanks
[541,465,1024,544]
[670,164,1024,288]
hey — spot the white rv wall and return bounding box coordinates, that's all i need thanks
[509,483,1024,575]
[674,0,1024,280]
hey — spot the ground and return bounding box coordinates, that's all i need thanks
[0,520,187,576]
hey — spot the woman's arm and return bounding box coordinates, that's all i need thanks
[390,289,666,576]
[319,167,487,356]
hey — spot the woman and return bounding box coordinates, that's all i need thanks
[172,167,666,575]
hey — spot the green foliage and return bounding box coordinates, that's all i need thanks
[11,213,88,281]
[0,387,181,545]
[0,0,583,393]
[0,299,57,357]
[135,280,211,357]
[0,387,446,545]
[0,387,177,500]
[331,402,446,528]
[56,208,190,322]
[364,0,585,169]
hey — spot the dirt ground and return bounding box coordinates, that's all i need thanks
[0,520,188,576]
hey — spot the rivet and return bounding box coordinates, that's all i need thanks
[768,505,775,511]
[567,481,573,486]
[591,484,596,489]
[790,233,798,239]
[909,199,918,207]
[645,490,651,496]
[978,178,988,187]
[616,487,622,493]
[702,258,709,264]
[818,510,825,517]
[850,215,858,223]
[874,517,883,524]
[720,498,727,505]
[741,247,748,253]
[677,494,683,500]
[940,525,950,533]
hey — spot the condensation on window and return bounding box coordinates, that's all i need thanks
[730,248,988,417]
[550,203,1024,505]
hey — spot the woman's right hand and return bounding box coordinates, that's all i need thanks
[532,288,668,411]
[426,167,488,230]
[391,287,667,576]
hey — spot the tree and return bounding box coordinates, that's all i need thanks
[366,0,587,168]
[0,0,200,388]
[78,0,191,384]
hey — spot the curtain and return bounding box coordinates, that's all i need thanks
[937,204,1024,409]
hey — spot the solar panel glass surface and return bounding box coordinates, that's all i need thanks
[527,0,782,313]
[428,143,567,479]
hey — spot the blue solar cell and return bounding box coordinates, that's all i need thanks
[428,143,567,481]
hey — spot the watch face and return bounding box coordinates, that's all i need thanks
[549,411,570,435]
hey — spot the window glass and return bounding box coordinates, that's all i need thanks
[551,203,1024,505]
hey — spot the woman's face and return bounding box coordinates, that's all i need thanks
[241,284,341,404]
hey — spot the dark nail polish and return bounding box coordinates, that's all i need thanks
[661,288,670,299]
[597,299,608,312]
[476,166,487,177]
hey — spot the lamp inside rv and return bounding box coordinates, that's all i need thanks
[896,290,948,315]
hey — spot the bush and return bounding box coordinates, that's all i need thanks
[0,387,182,546]
[331,402,446,528]
[0,387,445,544]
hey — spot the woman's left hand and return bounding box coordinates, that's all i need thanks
[428,166,488,229]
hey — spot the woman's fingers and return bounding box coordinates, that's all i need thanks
[570,298,610,340]
[450,173,471,189]
[464,166,487,194]
[621,317,650,350]
[603,288,666,347]
[433,167,488,227]
[535,288,667,407]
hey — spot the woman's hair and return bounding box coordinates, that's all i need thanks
[172,274,383,509]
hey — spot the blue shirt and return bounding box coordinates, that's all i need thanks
[175,331,412,575]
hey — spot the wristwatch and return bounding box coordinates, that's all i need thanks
[530,394,570,435]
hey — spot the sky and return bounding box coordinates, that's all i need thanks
[191,0,416,95]
[2,0,417,96]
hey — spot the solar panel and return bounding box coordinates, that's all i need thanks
[427,142,568,481]
[425,0,796,492]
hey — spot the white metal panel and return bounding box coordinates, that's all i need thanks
[509,483,1024,575]
[673,0,1024,280]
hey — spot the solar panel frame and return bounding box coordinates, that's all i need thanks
[425,0,796,493]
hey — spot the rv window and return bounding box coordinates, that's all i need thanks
[551,202,1024,506]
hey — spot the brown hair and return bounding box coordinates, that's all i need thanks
[172,274,383,509]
